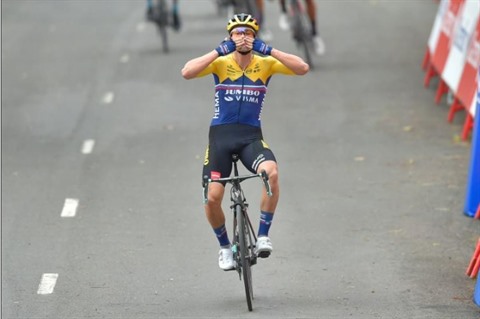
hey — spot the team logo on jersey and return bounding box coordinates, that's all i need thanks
[227,64,237,76]
[204,146,210,166]
[261,140,270,149]
[223,87,261,103]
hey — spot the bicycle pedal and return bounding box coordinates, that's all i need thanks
[257,251,271,258]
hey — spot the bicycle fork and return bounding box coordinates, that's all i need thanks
[231,201,258,275]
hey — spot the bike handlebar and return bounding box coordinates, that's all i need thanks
[202,170,273,204]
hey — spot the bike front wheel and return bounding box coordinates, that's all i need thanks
[237,204,253,311]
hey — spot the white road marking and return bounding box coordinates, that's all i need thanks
[102,92,114,104]
[81,139,95,154]
[37,273,58,295]
[61,198,79,218]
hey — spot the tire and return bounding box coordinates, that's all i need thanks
[290,1,313,68]
[299,14,314,69]
[300,37,313,69]
[153,0,169,53]
[237,205,253,311]
[158,25,169,53]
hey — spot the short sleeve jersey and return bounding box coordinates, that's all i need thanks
[196,54,295,127]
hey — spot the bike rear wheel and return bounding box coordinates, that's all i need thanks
[237,205,253,311]
[157,25,169,53]
[153,0,169,53]
[300,37,312,69]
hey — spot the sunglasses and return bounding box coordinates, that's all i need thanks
[230,27,256,37]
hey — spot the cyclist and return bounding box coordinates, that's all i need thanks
[278,0,325,55]
[254,0,273,41]
[146,0,181,31]
[181,13,309,270]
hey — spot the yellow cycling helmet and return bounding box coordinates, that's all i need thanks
[226,13,260,34]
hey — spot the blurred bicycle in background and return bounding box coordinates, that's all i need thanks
[146,0,181,53]
[215,0,259,22]
[215,0,277,40]
[286,0,316,68]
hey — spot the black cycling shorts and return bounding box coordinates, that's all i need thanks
[202,124,276,185]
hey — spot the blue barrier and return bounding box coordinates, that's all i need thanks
[464,68,480,218]
[475,276,480,307]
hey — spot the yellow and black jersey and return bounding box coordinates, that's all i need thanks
[196,54,295,127]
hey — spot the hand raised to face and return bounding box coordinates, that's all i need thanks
[230,27,256,53]
[233,36,253,52]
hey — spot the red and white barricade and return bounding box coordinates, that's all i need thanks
[424,0,480,140]
[424,0,464,88]
[422,0,448,71]
[449,17,480,139]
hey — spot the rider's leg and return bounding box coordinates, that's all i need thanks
[172,0,181,31]
[278,0,289,30]
[305,0,325,55]
[206,182,235,270]
[256,160,278,256]
[257,160,279,214]
[304,0,317,36]
[257,160,279,237]
[205,182,230,246]
[240,139,279,236]
[146,0,154,20]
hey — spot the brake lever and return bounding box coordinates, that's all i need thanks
[260,170,273,197]
[202,175,210,204]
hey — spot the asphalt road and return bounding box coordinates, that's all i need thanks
[2,1,479,318]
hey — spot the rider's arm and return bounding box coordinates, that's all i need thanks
[270,49,309,75]
[181,50,219,79]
